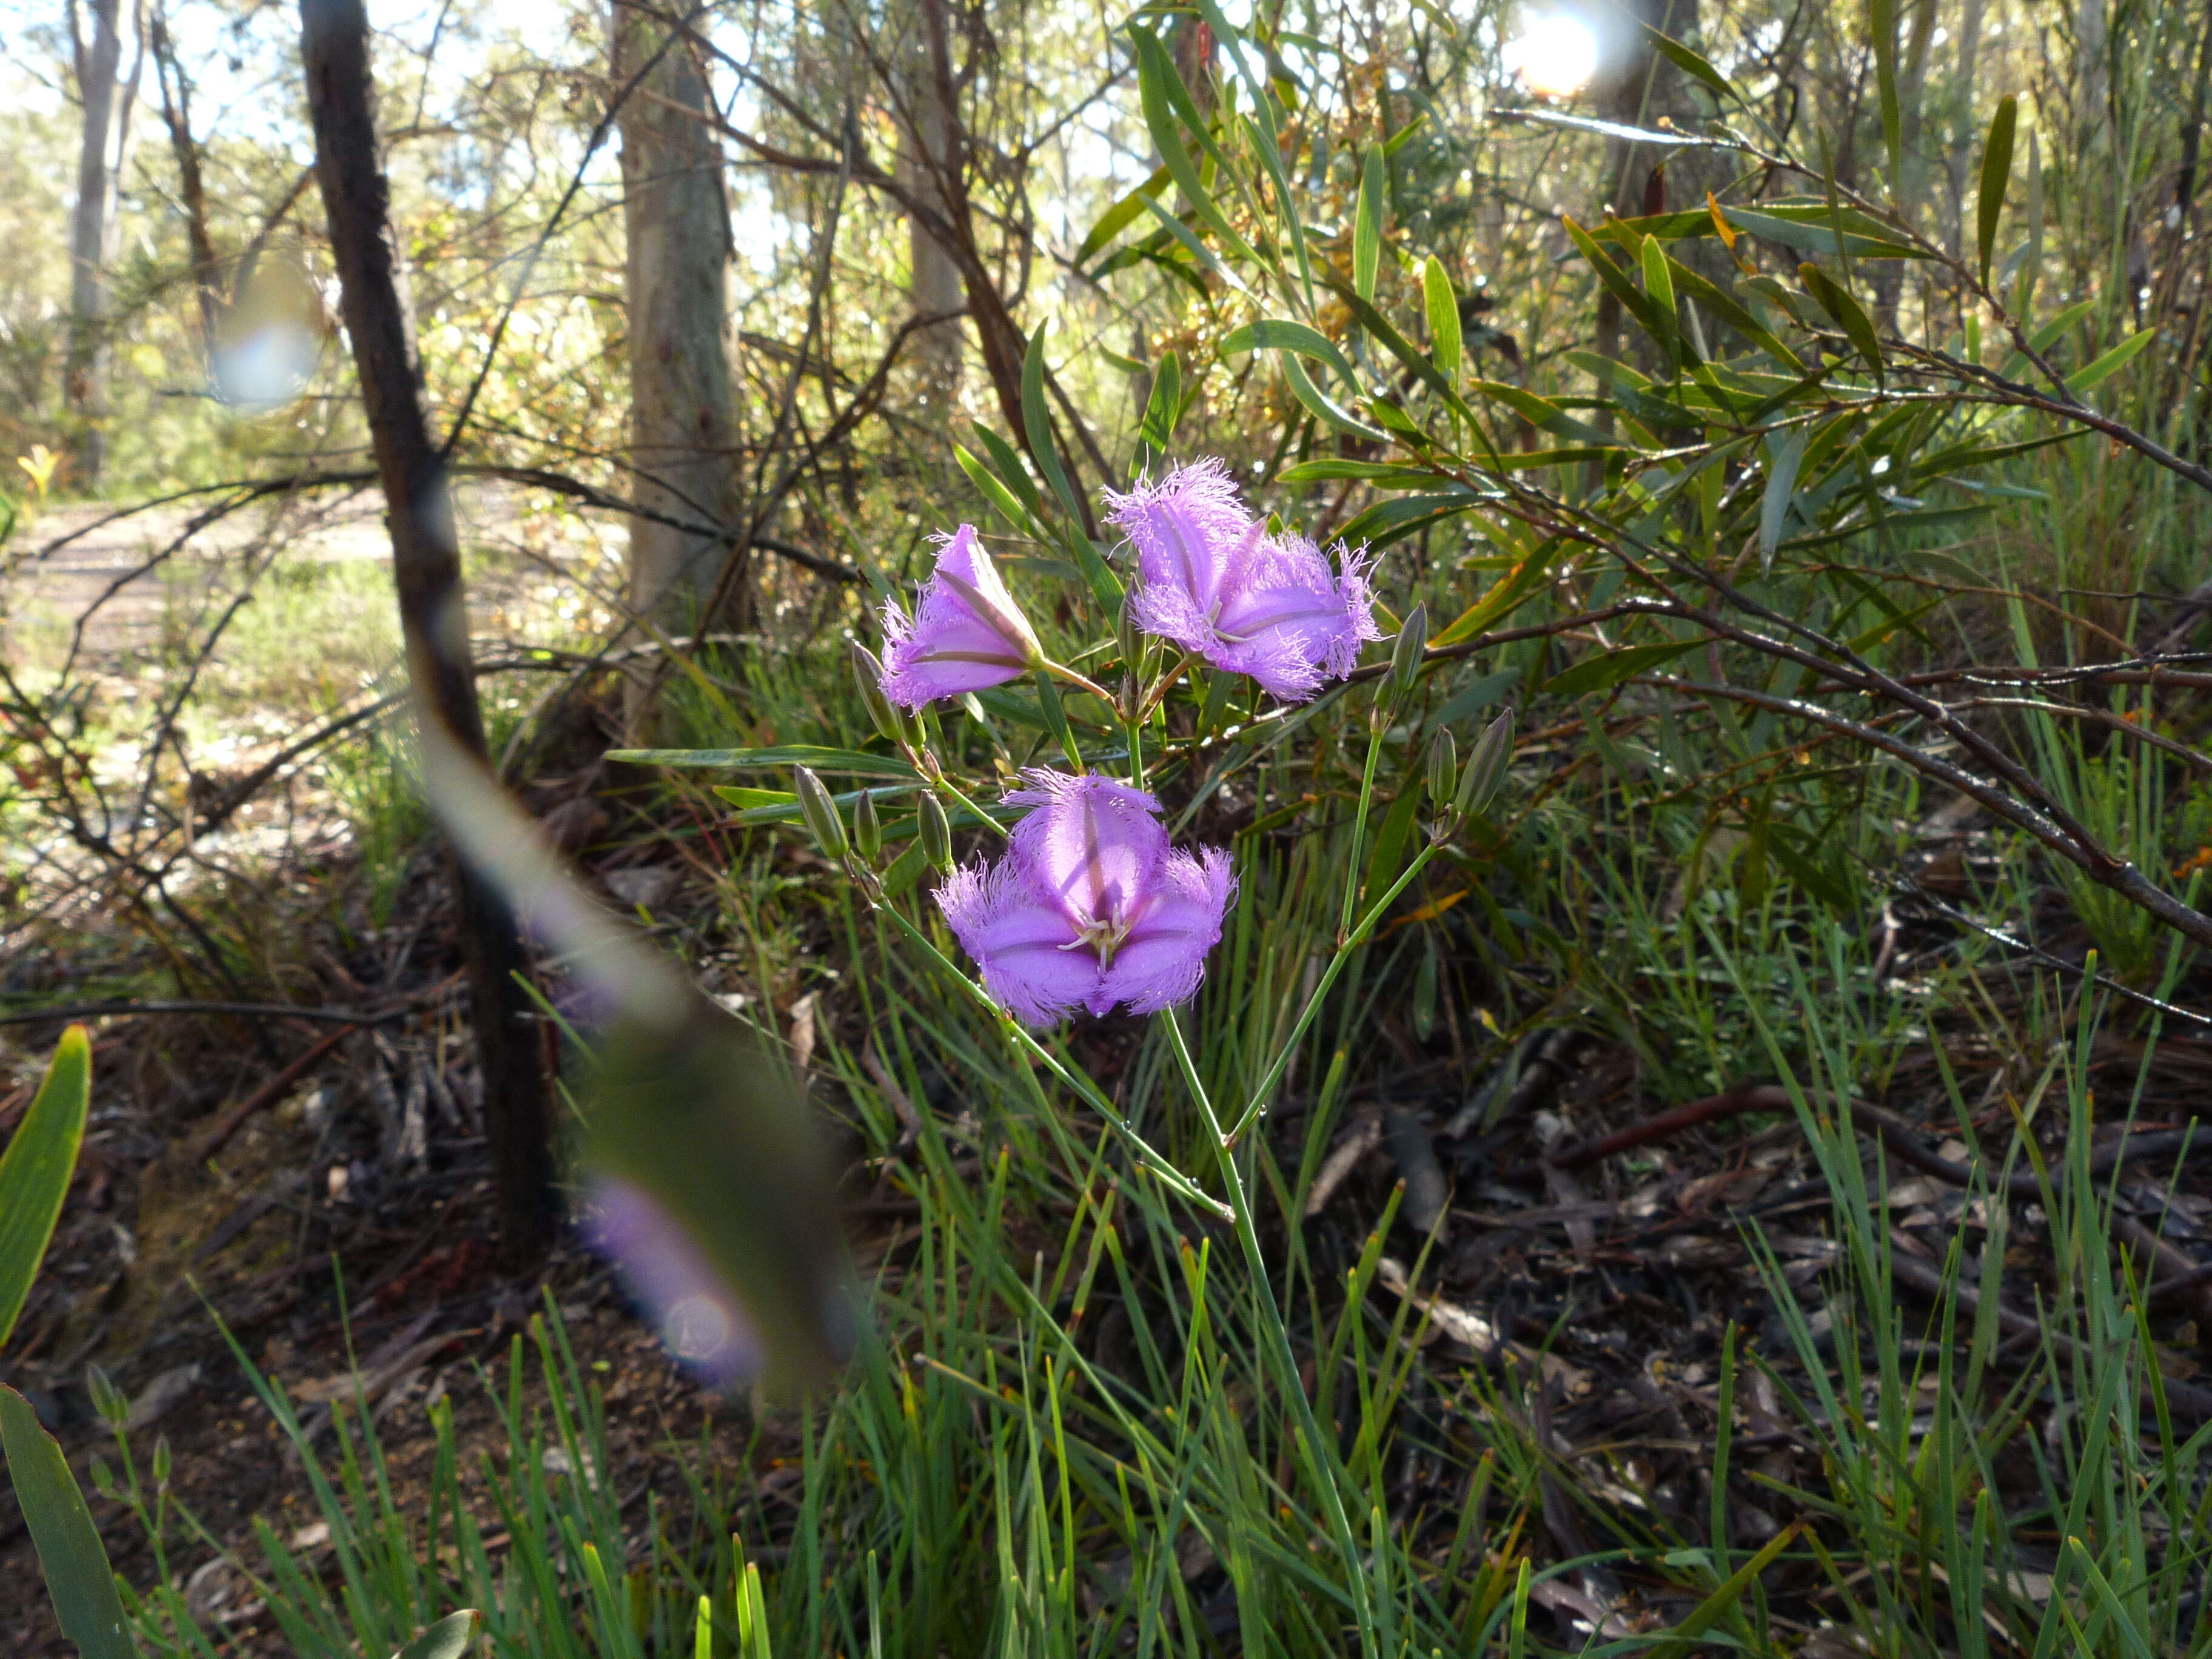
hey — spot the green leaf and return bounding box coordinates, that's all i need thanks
[1470,381,1614,446]
[1645,1524,1805,1659]
[1076,164,1172,267]
[2015,128,2043,314]
[1334,492,1487,550]
[1797,263,1884,377]
[1020,323,1085,528]
[1430,543,1561,647]
[1664,260,1801,367]
[1561,216,1663,341]
[1759,426,1809,566]
[1221,318,1362,390]
[970,424,1048,518]
[1872,0,1901,188]
[1136,350,1183,472]
[1431,667,1522,728]
[393,1611,481,1659]
[1976,96,2017,285]
[954,441,1048,541]
[1641,22,1740,106]
[1354,147,1384,300]
[1279,351,1390,443]
[714,783,918,825]
[1128,25,1266,273]
[1361,774,1425,909]
[2025,297,2098,354]
[1327,281,1489,438]
[1641,234,1680,366]
[0,1386,135,1659]
[2066,326,2157,395]
[1422,255,1461,383]
[1544,639,1703,696]
[606,746,917,779]
[1275,459,1441,484]
[0,1026,90,1353]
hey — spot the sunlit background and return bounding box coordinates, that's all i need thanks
[1501,8,1604,99]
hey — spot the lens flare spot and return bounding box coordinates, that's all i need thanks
[1503,12,1600,99]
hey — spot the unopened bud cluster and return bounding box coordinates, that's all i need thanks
[1428,709,1515,842]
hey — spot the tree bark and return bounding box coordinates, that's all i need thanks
[611,0,740,740]
[150,2,223,363]
[298,0,558,1261]
[64,0,141,489]
[897,8,964,407]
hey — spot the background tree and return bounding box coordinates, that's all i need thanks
[62,0,145,488]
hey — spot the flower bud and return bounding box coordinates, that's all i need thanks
[1386,603,1429,708]
[918,792,953,871]
[794,766,848,860]
[850,643,903,746]
[1426,728,1458,808]
[851,788,882,861]
[1455,709,1516,817]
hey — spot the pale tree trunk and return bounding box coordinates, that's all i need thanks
[898,12,964,409]
[611,0,740,740]
[64,0,145,490]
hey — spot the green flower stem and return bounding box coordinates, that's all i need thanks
[1039,658,1117,707]
[1336,712,1389,943]
[1232,841,1441,1145]
[1161,1005,1377,1651]
[871,901,1228,1218]
[931,774,1008,842]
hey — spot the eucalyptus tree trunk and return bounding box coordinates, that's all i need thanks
[298,0,558,1261]
[64,0,145,490]
[611,0,740,739]
[899,13,965,408]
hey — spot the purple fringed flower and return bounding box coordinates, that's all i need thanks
[879,523,1043,708]
[585,1178,760,1387]
[1104,458,1380,703]
[937,770,1236,1027]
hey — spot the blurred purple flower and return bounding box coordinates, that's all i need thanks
[937,770,1236,1027]
[1104,458,1379,703]
[879,523,1042,708]
[585,1178,760,1387]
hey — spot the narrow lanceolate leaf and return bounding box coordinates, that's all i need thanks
[1128,25,1264,272]
[1641,22,1740,106]
[605,746,917,778]
[1423,255,1462,383]
[1641,234,1680,367]
[392,1610,481,1659]
[1760,426,1810,566]
[2015,128,2043,314]
[1976,97,2018,286]
[1280,350,1390,443]
[1221,318,1364,391]
[0,1025,90,1353]
[1798,263,1884,377]
[1354,146,1384,300]
[1645,1523,1806,1659]
[1020,323,1085,527]
[1872,0,1902,189]
[1544,639,1704,697]
[0,1386,135,1659]
[2066,327,2157,396]
[1136,349,1183,471]
[1076,164,1172,266]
